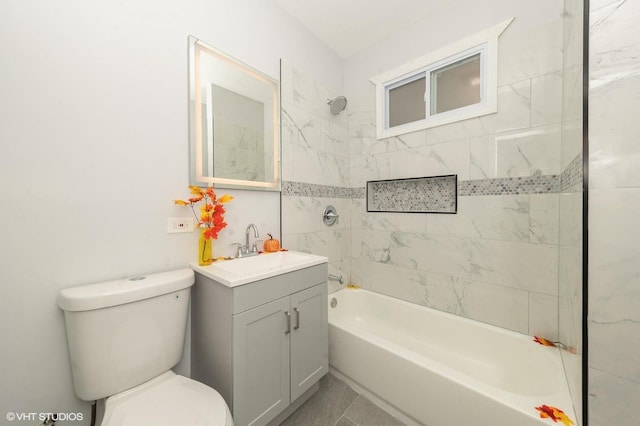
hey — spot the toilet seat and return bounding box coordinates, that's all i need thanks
[102,371,233,426]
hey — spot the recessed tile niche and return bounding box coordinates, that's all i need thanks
[366,175,457,213]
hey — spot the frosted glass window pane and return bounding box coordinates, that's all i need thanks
[431,53,481,114]
[388,74,426,128]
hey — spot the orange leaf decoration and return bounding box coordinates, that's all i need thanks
[174,185,232,240]
[534,336,556,347]
[535,405,574,426]
[189,186,204,195]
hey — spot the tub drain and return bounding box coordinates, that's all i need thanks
[330,298,337,308]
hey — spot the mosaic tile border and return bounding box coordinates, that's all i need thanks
[282,152,583,200]
[458,174,559,196]
[281,181,354,199]
[283,175,560,199]
[367,175,457,213]
[560,152,583,193]
[350,187,366,199]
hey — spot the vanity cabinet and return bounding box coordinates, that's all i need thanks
[191,263,328,426]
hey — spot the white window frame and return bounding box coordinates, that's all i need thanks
[371,18,513,140]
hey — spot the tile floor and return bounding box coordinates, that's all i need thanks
[280,372,405,426]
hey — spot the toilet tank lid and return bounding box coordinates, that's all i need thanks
[58,268,194,312]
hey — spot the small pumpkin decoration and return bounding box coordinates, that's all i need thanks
[264,233,280,252]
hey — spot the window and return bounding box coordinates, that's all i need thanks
[431,53,481,114]
[371,19,513,139]
[388,72,426,127]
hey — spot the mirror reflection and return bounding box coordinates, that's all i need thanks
[188,36,280,190]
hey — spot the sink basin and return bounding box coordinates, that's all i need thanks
[190,251,328,287]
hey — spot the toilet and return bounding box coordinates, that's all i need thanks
[58,268,233,426]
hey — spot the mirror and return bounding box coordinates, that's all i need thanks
[188,35,280,190]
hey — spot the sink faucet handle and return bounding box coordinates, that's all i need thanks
[252,240,264,253]
[231,242,243,257]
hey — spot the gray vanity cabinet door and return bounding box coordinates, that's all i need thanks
[289,284,328,401]
[232,297,291,426]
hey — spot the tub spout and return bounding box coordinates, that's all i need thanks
[329,274,343,284]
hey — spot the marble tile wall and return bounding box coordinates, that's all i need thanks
[350,193,561,336]
[347,18,566,336]
[589,1,640,425]
[280,61,349,187]
[280,61,350,292]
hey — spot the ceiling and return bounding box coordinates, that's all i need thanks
[273,0,452,58]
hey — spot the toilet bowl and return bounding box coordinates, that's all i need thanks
[58,268,233,426]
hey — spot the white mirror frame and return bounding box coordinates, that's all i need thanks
[371,18,513,140]
[188,36,281,190]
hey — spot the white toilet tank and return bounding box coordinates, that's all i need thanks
[58,269,194,401]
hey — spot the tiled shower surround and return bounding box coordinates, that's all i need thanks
[282,2,640,424]
[281,5,582,343]
[281,15,571,340]
[281,3,591,418]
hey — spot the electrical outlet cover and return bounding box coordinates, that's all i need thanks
[167,217,194,233]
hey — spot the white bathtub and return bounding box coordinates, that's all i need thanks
[328,288,576,426]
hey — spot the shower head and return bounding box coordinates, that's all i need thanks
[327,96,348,115]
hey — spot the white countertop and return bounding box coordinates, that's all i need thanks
[190,250,328,287]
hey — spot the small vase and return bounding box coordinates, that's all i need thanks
[198,231,213,266]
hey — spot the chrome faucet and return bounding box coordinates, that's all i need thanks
[237,223,260,257]
[246,223,259,250]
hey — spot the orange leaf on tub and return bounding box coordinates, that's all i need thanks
[534,336,556,347]
[535,405,574,426]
